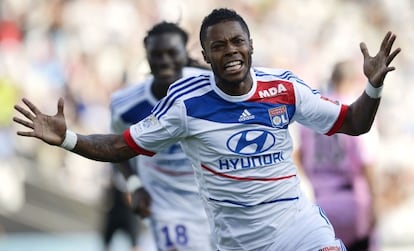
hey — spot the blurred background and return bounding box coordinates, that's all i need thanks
[0,0,413,250]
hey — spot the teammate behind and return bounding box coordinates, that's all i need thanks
[110,21,213,251]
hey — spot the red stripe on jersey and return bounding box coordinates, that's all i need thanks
[250,80,296,104]
[123,129,155,156]
[325,104,349,136]
[202,164,296,181]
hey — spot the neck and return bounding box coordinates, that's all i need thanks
[216,72,253,96]
[151,79,169,100]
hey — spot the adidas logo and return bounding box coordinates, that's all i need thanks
[238,109,255,122]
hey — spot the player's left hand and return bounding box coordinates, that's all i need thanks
[360,31,401,87]
[129,187,152,218]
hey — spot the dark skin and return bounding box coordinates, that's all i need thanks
[202,21,254,95]
[13,21,400,166]
[115,32,190,217]
[200,21,400,135]
[147,32,189,100]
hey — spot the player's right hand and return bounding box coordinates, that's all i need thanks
[13,98,67,146]
[129,187,152,218]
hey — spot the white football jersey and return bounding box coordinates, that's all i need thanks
[124,67,348,250]
[111,67,211,221]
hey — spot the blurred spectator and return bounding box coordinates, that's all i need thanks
[294,60,380,251]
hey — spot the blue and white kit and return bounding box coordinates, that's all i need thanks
[111,67,213,251]
[124,67,348,251]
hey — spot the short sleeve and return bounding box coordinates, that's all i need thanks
[125,99,187,154]
[292,81,348,135]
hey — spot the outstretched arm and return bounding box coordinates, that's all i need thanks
[338,31,401,135]
[13,97,137,162]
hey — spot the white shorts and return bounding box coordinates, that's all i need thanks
[214,196,347,251]
[267,204,347,251]
[150,216,215,251]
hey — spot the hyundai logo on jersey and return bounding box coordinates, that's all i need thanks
[218,151,284,170]
[226,129,276,156]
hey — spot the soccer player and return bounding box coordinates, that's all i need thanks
[294,60,379,251]
[13,8,400,251]
[110,21,213,251]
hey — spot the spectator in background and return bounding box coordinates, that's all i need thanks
[109,21,213,251]
[294,60,379,251]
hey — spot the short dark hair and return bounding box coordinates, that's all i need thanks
[143,21,189,47]
[199,8,250,49]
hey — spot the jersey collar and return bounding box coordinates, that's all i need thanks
[210,68,257,102]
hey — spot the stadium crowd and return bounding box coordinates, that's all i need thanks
[1,0,413,249]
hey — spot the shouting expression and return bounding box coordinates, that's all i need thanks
[202,20,253,89]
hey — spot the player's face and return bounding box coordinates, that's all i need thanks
[202,20,253,86]
[146,33,188,84]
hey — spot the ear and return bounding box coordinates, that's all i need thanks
[249,39,254,55]
[202,50,210,64]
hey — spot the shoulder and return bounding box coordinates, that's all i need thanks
[167,73,211,98]
[253,66,291,76]
[183,66,211,77]
[110,78,152,111]
[253,67,301,82]
[153,74,212,118]
[254,67,314,91]
[111,78,150,101]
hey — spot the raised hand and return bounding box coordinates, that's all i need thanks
[13,97,67,146]
[360,31,401,87]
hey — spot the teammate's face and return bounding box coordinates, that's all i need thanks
[202,20,253,86]
[146,33,188,84]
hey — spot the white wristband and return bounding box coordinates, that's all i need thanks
[59,130,77,151]
[365,83,383,99]
[126,175,142,192]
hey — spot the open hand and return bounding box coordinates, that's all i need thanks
[13,98,67,146]
[360,31,401,87]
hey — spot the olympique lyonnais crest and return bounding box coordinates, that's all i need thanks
[268,105,289,128]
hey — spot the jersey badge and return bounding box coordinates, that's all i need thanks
[134,114,160,134]
[142,114,159,128]
[268,105,289,128]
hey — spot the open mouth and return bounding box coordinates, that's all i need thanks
[157,68,176,78]
[224,60,243,73]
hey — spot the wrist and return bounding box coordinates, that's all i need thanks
[365,82,383,99]
[126,175,142,192]
[60,130,77,151]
